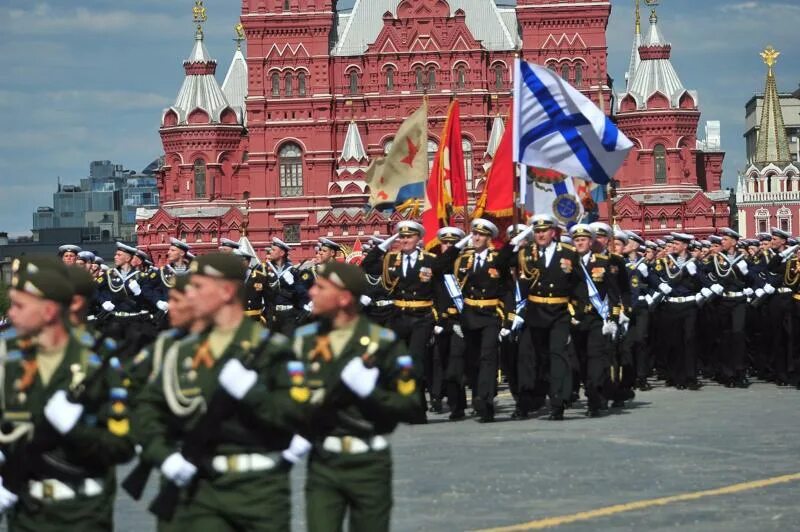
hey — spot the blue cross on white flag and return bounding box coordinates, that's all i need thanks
[513,59,633,185]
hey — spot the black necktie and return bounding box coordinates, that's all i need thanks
[405,255,412,276]
[475,256,483,271]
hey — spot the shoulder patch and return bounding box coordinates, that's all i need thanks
[104,338,118,351]
[396,355,413,369]
[561,243,576,251]
[379,328,396,342]
[294,323,319,338]
[150,272,157,279]
[79,331,95,347]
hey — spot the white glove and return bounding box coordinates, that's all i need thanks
[700,287,713,299]
[510,225,534,248]
[156,300,169,312]
[455,235,472,250]
[602,321,618,338]
[0,478,18,513]
[685,262,697,276]
[101,301,115,312]
[644,294,653,306]
[511,315,525,330]
[658,283,672,295]
[303,302,313,313]
[755,288,765,298]
[44,390,84,435]
[219,359,258,400]
[763,284,776,295]
[433,325,444,335]
[281,270,295,285]
[637,263,649,277]
[378,233,400,252]
[281,435,312,465]
[736,261,749,275]
[619,312,630,326]
[127,279,142,296]
[359,295,373,307]
[743,288,754,297]
[452,324,464,338]
[160,452,197,487]
[710,284,724,296]
[498,328,511,340]
[340,357,379,399]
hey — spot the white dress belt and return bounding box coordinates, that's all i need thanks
[211,452,280,474]
[29,478,104,501]
[321,435,389,454]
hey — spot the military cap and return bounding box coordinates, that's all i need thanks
[747,239,760,247]
[688,240,700,251]
[172,273,191,293]
[531,214,557,230]
[77,251,95,262]
[788,237,798,246]
[218,238,240,250]
[233,248,254,261]
[315,261,368,298]
[470,218,499,238]
[437,226,465,242]
[700,240,711,248]
[189,253,247,281]
[756,232,773,242]
[11,257,73,305]
[100,264,110,272]
[718,228,740,240]
[569,224,594,239]
[627,231,645,245]
[589,222,613,238]
[670,232,694,244]
[319,238,342,252]
[186,251,196,261]
[396,220,425,237]
[272,237,291,253]
[116,242,138,256]
[65,266,96,299]
[708,235,722,245]
[169,238,190,253]
[134,249,150,262]
[771,227,791,240]
[645,240,658,250]
[58,244,82,256]
[655,239,666,247]
[93,256,105,265]
[663,235,675,243]
[560,235,574,245]
[506,224,528,237]
[613,230,629,244]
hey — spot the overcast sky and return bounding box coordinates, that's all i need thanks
[1,0,798,236]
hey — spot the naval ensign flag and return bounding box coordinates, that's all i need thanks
[512,59,633,186]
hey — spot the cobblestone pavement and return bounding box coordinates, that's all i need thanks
[7,380,800,531]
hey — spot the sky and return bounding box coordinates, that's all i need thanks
[0,0,798,236]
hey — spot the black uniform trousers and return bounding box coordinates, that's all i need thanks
[571,313,609,410]
[390,309,434,413]
[267,308,300,337]
[715,297,747,382]
[662,302,698,386]
[626,305,651,379]
[455,309,500,416]
[522,311,572,410]
[766,293,793,382]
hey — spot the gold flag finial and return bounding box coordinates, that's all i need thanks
[193,1,207,38]
[761,46,780,71]
[234,23,245,50]
[635,0,641,34]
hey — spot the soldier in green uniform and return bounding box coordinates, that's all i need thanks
[1,257,135,531]
[289,261,420,532]
[133,253,299,531]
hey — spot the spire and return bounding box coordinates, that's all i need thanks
[755,46,791,167]
[339,121,368,163]
[485,115,505,158]
[625,0,642,91]
[222,24,248,122]
[162,1,234,126]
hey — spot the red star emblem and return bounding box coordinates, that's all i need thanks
[400,137,419,167]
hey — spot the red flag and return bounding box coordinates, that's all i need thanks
[474,111,514,219]
[422,100,467,246]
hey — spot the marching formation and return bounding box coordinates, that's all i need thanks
[1,220,798,530]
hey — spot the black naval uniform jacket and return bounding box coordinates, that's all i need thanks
[571,252,622,323]
[626,256,653,311]
[703,252,758,294]
[96,267,147,313]
[647,253,710,298]
[448,248,508,330]
[244,265,269,321]
[263,260,309,312]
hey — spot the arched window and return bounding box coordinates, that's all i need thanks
[271,73,280,97]
[297,72,306,96]
[561,64,570,81]
[575,63,583,87]
[427,68,436,90]
[385,67,395,91]
[659,215,667,229]
[427,139,439,171]
[415,67,425,91]
[548,63,557,72]
[494,64,504,89]
[283,0,290,10]
[654,144,667,184]
[348,71,359,95]
[462,138,473,186]
[278,143,303,197]
[455,65,466,89]
[193,159,206,198]
[285,72,293,97]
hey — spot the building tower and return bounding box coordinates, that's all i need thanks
[737,46,800,236]
[612,2,728,237]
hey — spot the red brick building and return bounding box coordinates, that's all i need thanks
[136,0,615,263]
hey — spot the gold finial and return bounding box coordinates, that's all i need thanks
[234,23,245,50]
[644,0,659,24]
[761,46,780,71]
[635,0,641,34]
[193,0,207,38]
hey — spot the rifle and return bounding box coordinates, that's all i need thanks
[146,336,267,521]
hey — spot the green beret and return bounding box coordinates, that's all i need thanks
[11,257,74,305]
[315,261,367,298]
[172,273,191,293]
[65,266,97,299]
[189,253,246,281]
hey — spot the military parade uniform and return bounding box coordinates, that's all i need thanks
[263,260,309,336]
[244,263,269,324]
[624,253,655,390]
